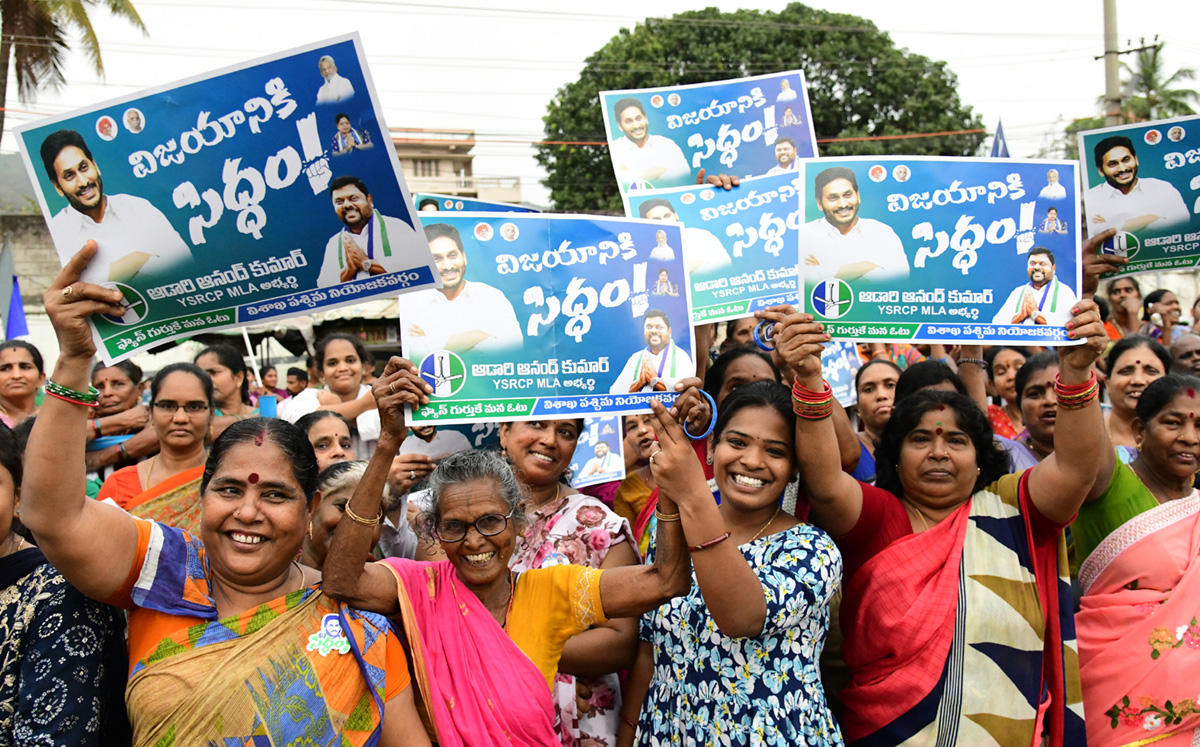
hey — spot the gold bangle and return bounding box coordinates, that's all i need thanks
[654,508,681,522]
[345,504,384,527]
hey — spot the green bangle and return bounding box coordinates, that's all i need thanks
[45,379,99,405]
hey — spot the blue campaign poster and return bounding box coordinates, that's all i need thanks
[398,214,697,425]
[797,156,1083,345]
[1077,115,1200,276]
[822,341,862,407]
[15,34,438,362]
[600,71,818,196]
[626,172,801,324]
[570,416,626,489]
[415,192,538,213]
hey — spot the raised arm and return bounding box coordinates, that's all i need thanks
[957,344,990,415]
[21,243,141,601]
[323,358,430,613]
[596,398,699,619]
[1027,298,1110,522]
[774,312,864,537]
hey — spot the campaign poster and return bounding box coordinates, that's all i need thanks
[1076,115,1200,276]
[600,70,818,196]
[626,172,801,324]
[15,34,438,362]
[570,416,625,489]
[400,214,696,425]
[415,192,538,214]
[798,156,1083,345]
[822,341,862,407]
[399,422,499,460]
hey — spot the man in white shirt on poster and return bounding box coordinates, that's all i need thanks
[766,137,798,175]
[1039,168,1067,199]
[317,176,425,287]
[609,309,695,394]
[399,425,473,460]
[801,166,909,284]
[397,222,523,361]
[609,97,691,190]
[315,55,355,104]
[40,129,192,285]
[991,247,1078,327]
[1087,135,1189,234]
[580,440,621,478]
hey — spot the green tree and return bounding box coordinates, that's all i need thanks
[536,3,985,213]
[1120,43,1198,120]
[0,0,146,149]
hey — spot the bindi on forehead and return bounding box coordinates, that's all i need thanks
[254,431,266,446]
[248,473,259,484]
[1189,389,1196,399]
[935,427,944,435]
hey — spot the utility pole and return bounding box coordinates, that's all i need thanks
[1103,0,1121,126]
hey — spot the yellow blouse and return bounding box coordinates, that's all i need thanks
[507,564,607,690]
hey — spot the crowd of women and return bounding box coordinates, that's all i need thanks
[3,224,1200,747]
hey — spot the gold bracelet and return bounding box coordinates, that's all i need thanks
[654,508,681,522]
[344,504,384,527]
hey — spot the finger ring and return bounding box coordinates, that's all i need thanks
[649,449,662,465]
[61,285,74,298]
[410,470,416,480]
[389,382,397,393]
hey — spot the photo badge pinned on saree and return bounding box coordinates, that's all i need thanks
[1077,114,1200,276]
[14,33,439,363]
[570,415,626,489]
[400,214,695,426]
[600,70,818,196]
[626,172,801,324]
[798,156,1083,345]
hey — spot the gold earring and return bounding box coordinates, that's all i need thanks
[307,519,313,540]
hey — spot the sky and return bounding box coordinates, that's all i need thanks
[3,0,1198,208]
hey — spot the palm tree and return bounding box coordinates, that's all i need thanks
[1121,43,1199,120]
[0,0,146,149]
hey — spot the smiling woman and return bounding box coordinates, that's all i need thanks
[21,242,429,747]
[283,334,380,455]
[1104,335,1170,450]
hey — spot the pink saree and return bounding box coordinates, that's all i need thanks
[379,558,558,746]
[1077,490,1200,747]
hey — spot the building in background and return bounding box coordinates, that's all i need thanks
[391,128,522,204]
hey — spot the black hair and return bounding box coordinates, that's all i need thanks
[814,166,858,199]
[329,174,369,197]
[287,367,308,383]
[295,409,353,437]
[201,418,320,504]
[1142,289,1175,322]
[1106,275,1141,300]
[0,423,23,488]
[712,381,794,447]
[644,308,671,328]
[151,363,214,408]
[776,136,795,147]
[613,97,645,120]
[335,112,350,125]
[855,357,903,393]
[1136,374,1200,424]
[194,343,250,405]
[92,359,143,385]
[983,346,1030,382]
[875,390,1008,499]
[895,360,966,403]
[1095,295,1110,324]
[637,198,675,219]
[0,341,44,375]
[39,129,93,183]
[315,333,369,376]
[703,348,781,406]
[1105,334,1172,375]
[423,222,463,251]
[417,198,439,211]
[1029,246,1055,265]
[1014,351,1059,408]
[1094,135,1135,170]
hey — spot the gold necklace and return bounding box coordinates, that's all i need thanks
[749,506,781,543]
[905,500,936,532]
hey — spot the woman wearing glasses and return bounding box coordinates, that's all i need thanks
[97,363,213,533]
[324,359,696,744]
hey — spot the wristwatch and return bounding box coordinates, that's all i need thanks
[362,258,374,272]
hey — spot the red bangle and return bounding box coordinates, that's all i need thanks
[1054,371,1097,394]
[620,714,637,730]
[688,532,731,552]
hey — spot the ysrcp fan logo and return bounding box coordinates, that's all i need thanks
[810,278,853,319]
[100,282,149,325]
[419,351,466,397]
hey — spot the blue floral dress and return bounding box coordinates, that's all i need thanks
[637,523,844,746]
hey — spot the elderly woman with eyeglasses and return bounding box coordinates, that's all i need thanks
[324,357,700,744]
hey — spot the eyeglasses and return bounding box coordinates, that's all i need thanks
[433,509,515,543]
[152,401,210,415]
